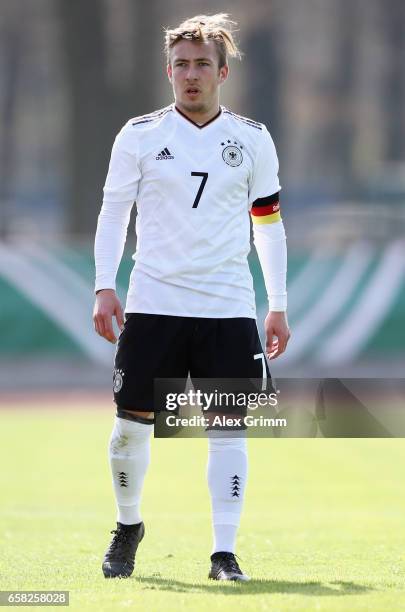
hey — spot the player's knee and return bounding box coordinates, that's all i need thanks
[110,414,153,456]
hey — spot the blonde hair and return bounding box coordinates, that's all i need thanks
[164,13,242,68]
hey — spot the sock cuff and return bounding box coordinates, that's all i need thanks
[208,436,247,453]
[116,409,154,425]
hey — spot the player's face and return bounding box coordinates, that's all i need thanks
[167,39,228,118]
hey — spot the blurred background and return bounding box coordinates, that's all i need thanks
[1,0,404,392]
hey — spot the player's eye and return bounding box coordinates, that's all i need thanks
[199,62,209,66]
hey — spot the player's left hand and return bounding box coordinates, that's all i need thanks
[265,311,291,360]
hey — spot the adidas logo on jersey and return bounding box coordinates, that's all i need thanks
[156,147,174,160]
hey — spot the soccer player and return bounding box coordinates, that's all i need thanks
[93,13,290,581]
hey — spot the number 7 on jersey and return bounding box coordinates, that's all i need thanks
[191,172,208,208]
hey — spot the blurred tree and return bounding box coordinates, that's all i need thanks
[58,0,159,234]
[0,5,23,239]
[243,23,281,146]
[384,2,405,162]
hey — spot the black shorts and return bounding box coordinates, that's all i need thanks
[113,313,271,412]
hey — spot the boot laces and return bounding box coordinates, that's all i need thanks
[218,552,243,574]
[106,528,134,559]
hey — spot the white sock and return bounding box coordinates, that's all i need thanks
[211,524,238,554]
[109,416,152,525]
[207,433,248,554]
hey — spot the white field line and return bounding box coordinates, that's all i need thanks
[0,243,114,365]
[287,248,338,320]
[281,242,374,364]
[19,243,95,303]
[317,240,405,365]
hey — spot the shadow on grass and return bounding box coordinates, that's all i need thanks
[135,577,374,596]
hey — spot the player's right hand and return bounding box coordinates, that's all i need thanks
[93,289,124,344]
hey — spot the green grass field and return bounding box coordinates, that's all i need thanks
[1,402,405,611]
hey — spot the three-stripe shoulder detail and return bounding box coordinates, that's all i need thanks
[131,106,173,126]
[222,109,262,130]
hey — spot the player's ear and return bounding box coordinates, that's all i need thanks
[167,63,173,83]
[218,63,229,84]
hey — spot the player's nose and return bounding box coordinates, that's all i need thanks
[185,65,199,81]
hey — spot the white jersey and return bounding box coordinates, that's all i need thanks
[95,103,281,318]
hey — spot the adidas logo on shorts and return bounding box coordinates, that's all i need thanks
[156,147,174,160]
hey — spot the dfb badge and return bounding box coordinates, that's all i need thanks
[221,140,243,167]
[113,368,124,393]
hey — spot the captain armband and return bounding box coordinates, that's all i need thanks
[250,192,281,225]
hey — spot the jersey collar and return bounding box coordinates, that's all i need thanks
[173,104,222,129]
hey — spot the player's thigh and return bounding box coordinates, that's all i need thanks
[113,313,190,412]
[190,318,270,429]
[190,317,270,379]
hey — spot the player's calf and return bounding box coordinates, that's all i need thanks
[102,415,152,577]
